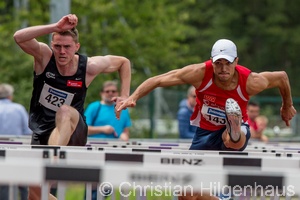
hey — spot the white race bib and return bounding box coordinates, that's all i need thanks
[39,83,74,112]
[201,104,226,126]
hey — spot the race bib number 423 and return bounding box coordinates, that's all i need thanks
[39,83,74,112]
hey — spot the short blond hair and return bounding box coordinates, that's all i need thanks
[0,83,14,99]
[52,28,79,43]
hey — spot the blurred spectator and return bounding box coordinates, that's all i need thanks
[177,86,197,139]
[247,101,260,131]
[0,83,32,136]
[253,115,269,142]
[247,101,268,142]
[0,83,31,200]
[84,81,131,141]
[84,81,131,199]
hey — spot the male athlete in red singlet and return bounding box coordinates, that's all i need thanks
[116,38,296,151]
[188,58,251,150]
[115,39,296,199]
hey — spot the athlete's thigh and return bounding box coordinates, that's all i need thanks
[189,127,224,150]
[68,113,88,146]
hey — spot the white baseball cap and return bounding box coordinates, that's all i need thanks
[211,39,237,63]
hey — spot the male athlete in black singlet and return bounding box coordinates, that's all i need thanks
[14,14,131,200]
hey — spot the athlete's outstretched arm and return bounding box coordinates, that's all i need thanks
[115,63,206,119]
[247,71,297,126]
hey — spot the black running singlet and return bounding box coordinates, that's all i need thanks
[29,53,88,135]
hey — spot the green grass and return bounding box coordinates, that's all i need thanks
[65,183,85,200]
[65,183,173,200]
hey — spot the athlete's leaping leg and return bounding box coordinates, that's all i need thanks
[48,105,80,146]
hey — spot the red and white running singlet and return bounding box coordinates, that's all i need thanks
[190,60,251,131]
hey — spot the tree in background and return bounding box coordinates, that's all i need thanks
[1,0,300,133]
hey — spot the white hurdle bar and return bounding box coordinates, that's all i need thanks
[0,157,300,199]
[1,135,300,154]
[1,145,300,199]
[1,134,300,150]
[1,139,300,199]
[1,143,300,158]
